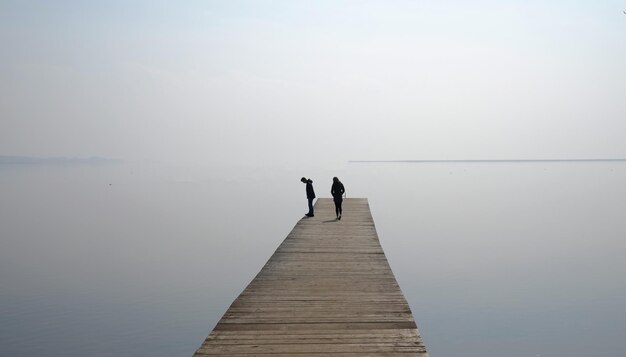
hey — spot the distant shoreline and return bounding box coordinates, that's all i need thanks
[349,159,626,163]
[0,156,123,165]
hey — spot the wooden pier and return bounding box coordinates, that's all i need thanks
[194,198,428,356]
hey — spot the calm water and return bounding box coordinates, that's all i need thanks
[1,161,625,356]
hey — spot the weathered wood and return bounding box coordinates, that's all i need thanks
[193,198,428,356]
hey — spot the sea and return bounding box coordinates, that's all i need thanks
[1,160,625,356]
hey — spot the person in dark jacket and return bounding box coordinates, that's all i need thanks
[301,177,315,217]
[331,177,345,220]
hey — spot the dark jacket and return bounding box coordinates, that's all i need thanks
[305,179,315,199]
[331,181,345,199]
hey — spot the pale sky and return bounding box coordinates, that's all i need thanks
[2,1,626,165]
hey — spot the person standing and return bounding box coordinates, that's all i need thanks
[331,177,345,220]
[301,177,315,217]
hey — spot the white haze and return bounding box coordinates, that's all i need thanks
[2,1,626,165]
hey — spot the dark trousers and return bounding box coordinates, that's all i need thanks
[334,197,343,216]
[307,198,314,215]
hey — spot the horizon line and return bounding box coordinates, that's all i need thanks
[349,158,626,163]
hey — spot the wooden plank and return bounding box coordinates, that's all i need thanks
[193,198,428,356]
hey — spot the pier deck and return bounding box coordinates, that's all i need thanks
[194,198,428,356]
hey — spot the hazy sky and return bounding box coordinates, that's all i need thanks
[2,1,625,165]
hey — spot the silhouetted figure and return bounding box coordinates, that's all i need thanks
[331,177,345,220]
[301,177,315,217]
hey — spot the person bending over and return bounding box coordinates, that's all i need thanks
[301,177,315,217]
